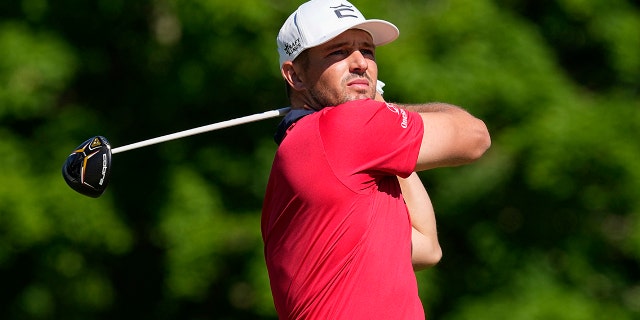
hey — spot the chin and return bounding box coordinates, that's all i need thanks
[343,92,374,103]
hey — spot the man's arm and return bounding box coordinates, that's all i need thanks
[400,103,491,171]
[398,172,442,271]
[374,83,489,170]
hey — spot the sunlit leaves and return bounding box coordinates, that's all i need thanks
[1,0,639,318]
[0,22,76,118]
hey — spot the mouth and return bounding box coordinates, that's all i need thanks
[346,79,371,91]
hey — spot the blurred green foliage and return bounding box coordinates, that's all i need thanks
[0,0,638,319]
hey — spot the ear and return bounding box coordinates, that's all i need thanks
[281,62,306,91]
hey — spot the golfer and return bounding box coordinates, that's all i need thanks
[262,1,491,319]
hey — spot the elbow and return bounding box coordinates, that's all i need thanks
[412,244,443,271]
[461,119,491,163]
[472,119,492,159]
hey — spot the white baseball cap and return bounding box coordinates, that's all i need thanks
[277,0,399,67]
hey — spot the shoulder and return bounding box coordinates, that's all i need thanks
[319,99,418,134]
[320,99,406,125]
[323,99,393,115]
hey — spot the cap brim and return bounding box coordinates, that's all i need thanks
[352,19,399,46]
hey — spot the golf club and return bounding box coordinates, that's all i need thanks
[62,107,290,198]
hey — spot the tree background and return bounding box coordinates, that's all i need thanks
[1,0,639,319]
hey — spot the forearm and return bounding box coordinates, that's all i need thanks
[379,95,491,170]
[398,173,442,271]
[403,102,491,171]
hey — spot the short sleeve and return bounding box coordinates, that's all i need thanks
[318,99,424,187]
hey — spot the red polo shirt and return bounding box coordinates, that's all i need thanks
[262,99,425,319]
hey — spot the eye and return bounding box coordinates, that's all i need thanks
[330,49,348,57]
[361,49,375,58]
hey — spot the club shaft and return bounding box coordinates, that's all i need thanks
[111,107,290,154]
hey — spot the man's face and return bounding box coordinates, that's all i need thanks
[294,29,378,108]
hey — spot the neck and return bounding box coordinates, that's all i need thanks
[289,92,323,111]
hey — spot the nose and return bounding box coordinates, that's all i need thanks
[349,50,368,75]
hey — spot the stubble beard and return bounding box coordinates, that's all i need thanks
[308,74,376,109]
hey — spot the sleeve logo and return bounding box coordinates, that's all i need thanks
[386,103,399,114]
[386,103,408,128]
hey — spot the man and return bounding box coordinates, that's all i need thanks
[261,1,491,319]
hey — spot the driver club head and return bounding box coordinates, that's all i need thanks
[62,136,112,198]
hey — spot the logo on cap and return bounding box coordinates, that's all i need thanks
[331,4,358,18]
[284,38,302,56]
